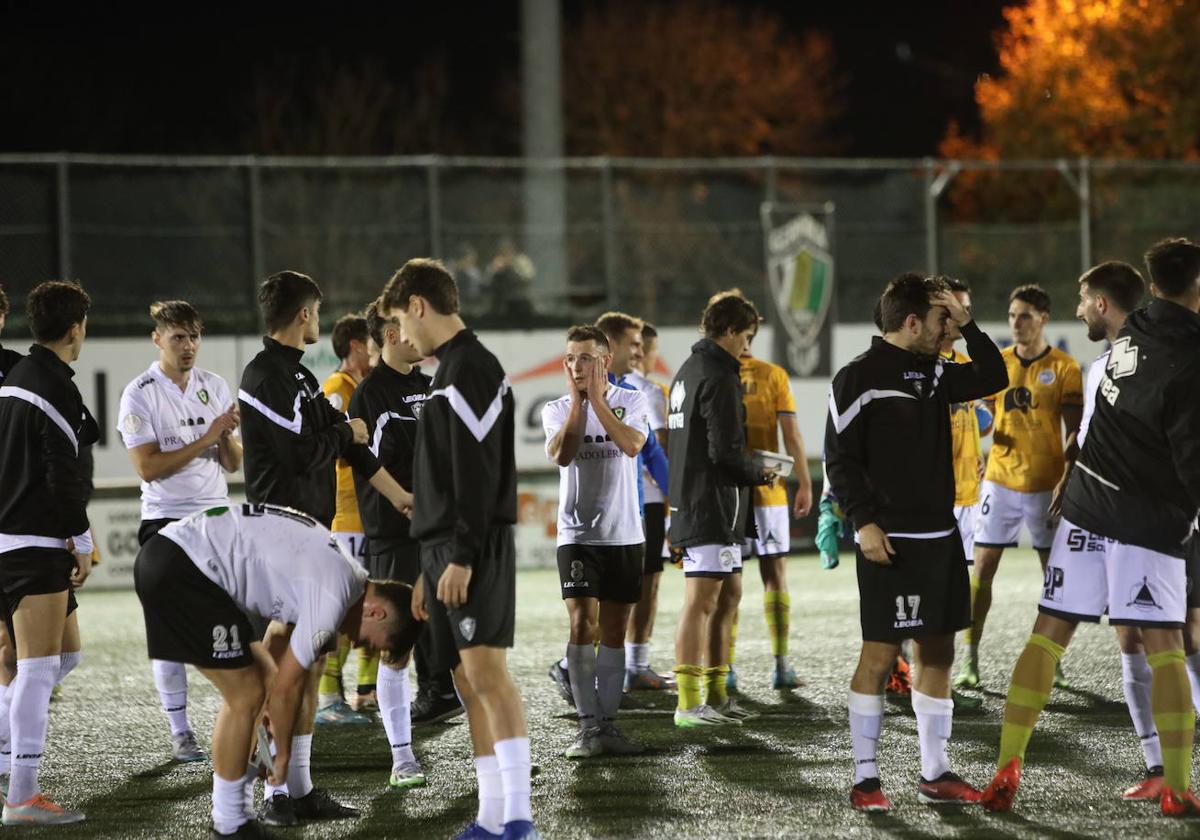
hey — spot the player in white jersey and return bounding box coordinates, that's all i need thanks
[134,503,422,840]
[116,301,241,764]
[543,325,648,758]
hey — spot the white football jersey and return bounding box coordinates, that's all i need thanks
[117,363,233,520]
[161,503,367,669]
[1078,352,1108,448]
[619,368,668,504]
[542,385,648,547]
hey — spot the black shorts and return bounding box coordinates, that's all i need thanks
[366,541,421,585]
[557,543,644,603]
[856,532,970,643]
[0,548,79,638]
[420,525,516,672]
[642,503,666,575]
[134,535,256,670]
[138,518,178,547]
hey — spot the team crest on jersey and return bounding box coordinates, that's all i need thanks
[197,388,210,405]
[121,414,144,435]
[912,380,924,396]
[613,406,625,420]
[411,401,424,419]
[1127,577,1162,611]
[1037,369,1056,385]
[459,618,476,642]
[719,548,735,569]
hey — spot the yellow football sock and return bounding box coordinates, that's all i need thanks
[674,664,704,711]
[764,591,790,658]
[997,632,1063,769]
[1149,649,1195,793]
[705,665,730,707]
[319,635,351,697]
[729,617,739,665]
[356,648,380,693]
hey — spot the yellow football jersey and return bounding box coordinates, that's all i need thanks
[740,356,797,508]
[984,345,1083,493]
[322,369,363,533]
[944,348,982,507]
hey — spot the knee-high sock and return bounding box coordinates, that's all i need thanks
[624,642,649,674]
[764,591,790,660]
[494,737,532,826]
[674,664,704,711]
[318,636,350,701]
[356,648,380,695]
[0,682,12,776]
[57,651,79,684]
[475,755,504,835]
[285,734,313,799]
[377,666,414,767]
[704,665,729,707]
[997,633,1063,769]
[263,739,289,800]
[566,644,599,728]
[912,690,953,780]
[1121,652,1163,770]
[595,645,624,722]
[8,655,60,805]
[212,772,248,835]
[1185,652,1200,716]
[963,575,990,649]
[848,690,884,784]
[728,617,739,665]
[1149,649,1195,793]
[152,659,191,736]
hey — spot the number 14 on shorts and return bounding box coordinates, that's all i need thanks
[894,594,922,630]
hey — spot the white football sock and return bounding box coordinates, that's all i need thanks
[152,660,191,736]
[286,734,313,799]
[212,772,248,835]
[494,736,532,826]
[1122,652,1163,769]
[57,651,80,684]
[240,764,257,819]
[625,642,649,673]
[596,645,625,722]
[566,644,599,728]
[8,655,59,805]
[475,754,504,835]
[263,739,289,800]
[378,665,415,766]
[0,681,12,776]
[848,690,884,784]
[912,690,953,781]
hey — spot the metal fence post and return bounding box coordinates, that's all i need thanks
[923,157,938,275]
[56,157,71,279]
[1079,156,1092,274]
[427,158,442,259]
[600,157,617,309]
[246,159,265,332]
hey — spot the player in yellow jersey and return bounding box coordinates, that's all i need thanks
[956,285,1082,690]
[732,327,813,691]
[317,313,377,723]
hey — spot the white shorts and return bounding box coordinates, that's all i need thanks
[743,505,790,557]
[681,544,742,578]
[954,503,979,563]
[1038,518,1186,627]
[976,481,1058,551]
[332,531,368,570]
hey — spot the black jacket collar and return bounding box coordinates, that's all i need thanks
[692,338,741,373]
[433,329,476,360]
[28,344,75,379]
[262,336,306,367]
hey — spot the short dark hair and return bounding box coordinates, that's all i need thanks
[942,276,970,293]
[1009,283,1051,314]
[565,324,609,351]
[878,273,949,333]
[364,300,386,348]
[701,290,760,338]
[380,258,459,316]
[1144,238,1200,298]
[371,581,425,661]
[0,285,9,317]
[331,313,369,360]
[1080,261,1145,314]
[641,322,658,341]
[259,270,322,334]
[149,300,202,333]
[595,311,643,344]
[27,280,91,343]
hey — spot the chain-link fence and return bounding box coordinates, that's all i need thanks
[1,154,1195,335]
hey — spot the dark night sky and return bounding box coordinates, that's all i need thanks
[0,0,1011,157]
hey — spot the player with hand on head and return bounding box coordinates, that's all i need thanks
[669,292,776,727]
[134,503,423,840]
[826,274,1006,811]
[956,284,1082,692]
[117,300,242,763]
[381,259,538,840]
[544,325,648,758]
[981,242,1200,816]
[0,281,99,825]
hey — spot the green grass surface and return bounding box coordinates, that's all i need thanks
[32,550,1198,838]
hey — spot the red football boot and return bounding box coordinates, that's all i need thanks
[850,777,891,812]
[918,772,983,805]
[980,757,1022,812]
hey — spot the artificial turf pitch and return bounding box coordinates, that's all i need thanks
[33,549,1200,838]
